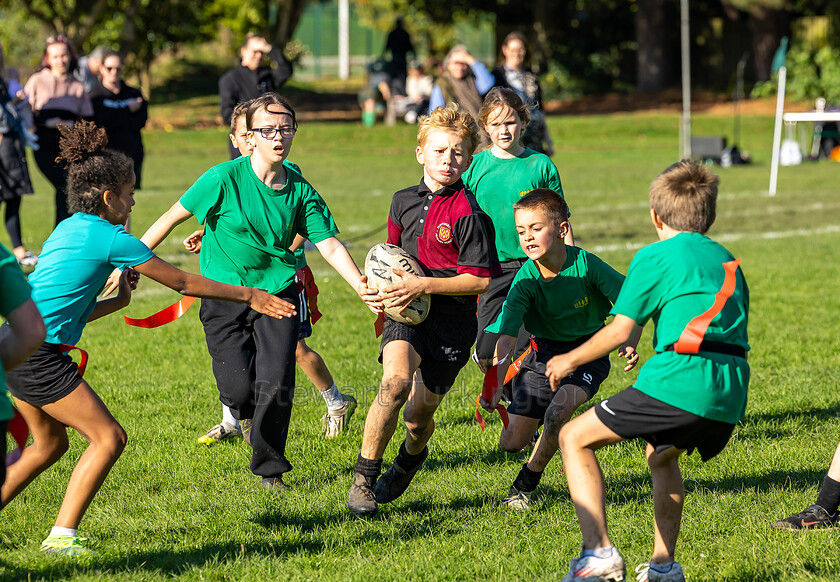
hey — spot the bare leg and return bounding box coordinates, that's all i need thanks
[402,373,446,455]
[647,444,685,564]
[499,413,540,453]
[826,442,840,482]
[558,408,625,550]
[359,341,419,460]
[2,399,70,507]
[3,382,126,529]
[526,384,588,472]
[295,339,334,391]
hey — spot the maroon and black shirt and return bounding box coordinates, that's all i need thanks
[387,178,501,311]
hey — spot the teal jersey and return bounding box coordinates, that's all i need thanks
[463,148,566,262]
[28,213,154,346]
[486,246,624,341]
[180,156,336,293]
[611,232,750,423]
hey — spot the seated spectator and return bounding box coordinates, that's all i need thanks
[403,60,433,124]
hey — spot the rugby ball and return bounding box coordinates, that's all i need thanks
[364,243,431,325]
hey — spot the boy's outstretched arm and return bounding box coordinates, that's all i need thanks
[545,314,639,389]
[313,236,382,312]
[141,201,195,251]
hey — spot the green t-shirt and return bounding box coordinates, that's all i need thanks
[463,148,566,262]
[485,246,624,341]
[180,156,337,293]
[611,232,750,424]
[0,244,33,422]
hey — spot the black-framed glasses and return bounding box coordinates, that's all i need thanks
[252,127,296,139]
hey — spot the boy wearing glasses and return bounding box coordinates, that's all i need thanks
[140,93,380,490]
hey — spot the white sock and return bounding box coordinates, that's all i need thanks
[50,526,77,538]
[222,405,239,429]
[320,383,344,411]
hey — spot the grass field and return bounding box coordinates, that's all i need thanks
[1,112,840,581]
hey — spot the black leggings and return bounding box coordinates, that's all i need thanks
[3,197,22,248]
[33,128,70,225]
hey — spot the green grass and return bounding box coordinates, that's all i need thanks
[2,112,840,581]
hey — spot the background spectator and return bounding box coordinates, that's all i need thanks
[219,34,293,159]
[492,32,554,155]
[383,17,414,91]
[23,35,92,225]
[403,59,433,123]
[75,46,107,94]
[89,51,147,190]
[0,42,38,266]
[428,45,493,121]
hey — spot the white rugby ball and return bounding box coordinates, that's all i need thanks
[364,243,431,325]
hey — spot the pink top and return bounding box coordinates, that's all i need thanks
[23,69,93,116]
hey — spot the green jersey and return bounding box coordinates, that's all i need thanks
[180,156,337,293]
[463,148,566,262]
[611,232,750,424]
[0,244,32,422]
[485,246,624,341]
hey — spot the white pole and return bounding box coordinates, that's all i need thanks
[769,66,787,196]
[338,0,349,80]
[680,0,691,159]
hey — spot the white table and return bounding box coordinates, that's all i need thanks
[770,106,840,195]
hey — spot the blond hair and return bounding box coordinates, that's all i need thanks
[649,160,718,233]
[417,103,479,154]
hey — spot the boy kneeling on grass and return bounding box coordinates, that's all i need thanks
[481,188,641,511]
[348,103,501,516]
[549,160,749,582]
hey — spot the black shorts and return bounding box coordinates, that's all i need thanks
[297,282,312,340]
[6,343,84,406]
[508,335,609,419]
[475,261,530,362]
[594,387,736,462]
[379,306,476,395]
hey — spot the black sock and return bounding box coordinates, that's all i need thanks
[397,441,427,470]
[816,475,840,515]
[512,463,543,492]
[354,455,382,480]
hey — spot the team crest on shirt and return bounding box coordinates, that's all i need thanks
[435,222,453,244]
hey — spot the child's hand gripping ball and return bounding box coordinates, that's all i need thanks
[364,243,431,325]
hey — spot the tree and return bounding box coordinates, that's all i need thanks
[721,0,789,81]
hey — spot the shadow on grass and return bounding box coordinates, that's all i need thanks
[738,403,840,439]
[0,540,325,581]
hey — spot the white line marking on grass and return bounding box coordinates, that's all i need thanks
[588,225,840,254]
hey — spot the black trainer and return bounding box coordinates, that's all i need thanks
[348,472,378,516]
[375,446,428,504]
[772,504,837,530]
